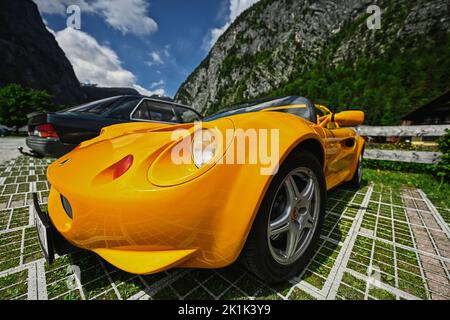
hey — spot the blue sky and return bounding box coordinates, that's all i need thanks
[33,0,260,98]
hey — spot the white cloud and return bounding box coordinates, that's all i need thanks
[54,28,161,96]
[34,0,73,15]
[133,84,165,97]
[147,51,164,67]
[55,28,134,87]
[206,0,260,49]
[229,0,259,21]
[90,0,158,36]
[34,0,96,16]
[33,0,157,36]
[208,23,231,49]
[163,45,171,57]
[150,80,165,89]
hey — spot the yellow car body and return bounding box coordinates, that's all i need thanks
[46,99,365,275]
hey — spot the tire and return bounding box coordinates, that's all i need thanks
[240,150,327,283]
[346,153,363,189]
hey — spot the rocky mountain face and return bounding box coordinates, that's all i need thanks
[0,0,84,105]
[81,86,140,102]
[175,0,450,125]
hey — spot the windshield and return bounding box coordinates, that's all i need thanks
[205,96,312,121]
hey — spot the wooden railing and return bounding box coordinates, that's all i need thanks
[356,125,450,137]
[363,149,442,164]
[355,125,450,164]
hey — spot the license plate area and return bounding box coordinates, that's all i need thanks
[33,193,55,264]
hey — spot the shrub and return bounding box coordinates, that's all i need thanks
[363,159,433,174]
[434,130,450,187]
[0,84,58,131]
[365,130,450,188]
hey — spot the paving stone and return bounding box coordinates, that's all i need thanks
[1,157,450,300]
[425,271,449,285]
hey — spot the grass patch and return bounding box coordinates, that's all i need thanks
[369,287,396,300]
[342,273,366,292]
[235,275,262,296]
[254,286,282,300]
[0,270,28,300]
[288,288,315,300]
[116,277,145,299]
[204,274,233,296]
[301,270,326,289]
[59,290,82,300]
[337,283,364,300]
[364,169,450,208]
[9,207,29,229]
[184,287,213,300]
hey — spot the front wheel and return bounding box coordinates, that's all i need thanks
[240,150,326,283]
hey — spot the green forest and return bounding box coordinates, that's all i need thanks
[266,33,450,125]
[200,1,450,126]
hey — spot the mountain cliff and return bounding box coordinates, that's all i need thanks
[81,86,140,101]
[0,0,85,105]
[175,0,450,125]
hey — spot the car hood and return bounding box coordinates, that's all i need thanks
[47,119,234,195]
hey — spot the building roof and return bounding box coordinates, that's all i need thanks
[402,91,450,123]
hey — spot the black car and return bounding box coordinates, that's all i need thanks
[25,95,202,158]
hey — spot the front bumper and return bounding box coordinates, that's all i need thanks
[93,247,198,275]
[34,192,198,273]
[32,193,77,264]
[26,136,76,158]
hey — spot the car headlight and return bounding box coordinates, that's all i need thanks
[192,129,218,168]
[148,118,234,187]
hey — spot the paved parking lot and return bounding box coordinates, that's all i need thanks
[0,156,449,300]
[0,138,27,164]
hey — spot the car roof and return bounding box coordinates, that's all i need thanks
[63,95,201,118]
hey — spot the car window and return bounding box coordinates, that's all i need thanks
[104,97,140,120]
[132,100,178,123]
[174,106,201,123]
[275,107,311,122]
[65,96,121,114]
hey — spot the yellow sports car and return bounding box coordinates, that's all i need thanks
[34,96,365,283]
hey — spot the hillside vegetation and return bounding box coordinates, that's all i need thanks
[176,0,450,125]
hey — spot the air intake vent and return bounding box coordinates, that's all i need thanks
[61,195,73,219]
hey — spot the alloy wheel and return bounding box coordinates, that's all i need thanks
[267,167,320,265]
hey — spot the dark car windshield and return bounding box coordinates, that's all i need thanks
[205,96,312,121]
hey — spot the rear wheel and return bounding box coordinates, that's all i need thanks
[346,153,363,189]
[240,150,326,283]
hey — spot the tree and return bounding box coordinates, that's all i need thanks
[0,84,57,131]
[435,130,450,188]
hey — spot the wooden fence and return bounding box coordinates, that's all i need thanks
[355,125,450,164]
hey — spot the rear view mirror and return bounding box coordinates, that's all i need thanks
[334,111,364,127]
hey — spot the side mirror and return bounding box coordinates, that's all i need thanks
[334,111,364,127]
